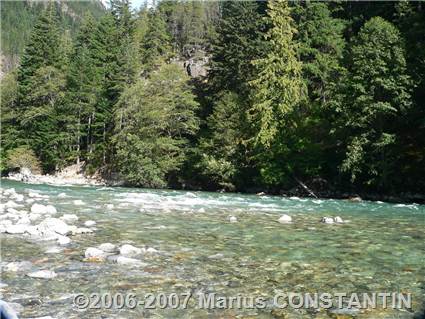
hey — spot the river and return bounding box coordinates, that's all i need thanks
[1,179,424,318]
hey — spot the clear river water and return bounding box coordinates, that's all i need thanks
[1,179,424,319]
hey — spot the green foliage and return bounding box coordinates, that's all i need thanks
[5,146,42,174]
[339,17,413,189]
[113,64,199,187]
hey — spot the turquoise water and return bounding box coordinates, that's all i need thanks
[1,179,424,318]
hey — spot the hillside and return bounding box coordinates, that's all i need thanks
[1,0,105,73]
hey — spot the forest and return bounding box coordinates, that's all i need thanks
[1,0,424,199]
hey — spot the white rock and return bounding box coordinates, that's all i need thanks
[321,217,334,224]
[146,247,158,254]
[45,205,57,214]
[84,220,96,227]
[98,243,116,253]
[27,270,57,279]
[29,213,41,222]
[334,216,344,223]
[6,224,28,234]
[6,201,20,208]
[60,214,78,223]
[39,218,70,235]
[45,247,62,254]
[26,198,35,204]
[105,204,114,210]
[57,192,67,198]
[119,244,142,256]
[85,247,105,258]
[11,194,24,202]
[57,235,71,245]
[17,217,31,225]
[278,214,293,224]
[73,200,84,205]
[198,208,206,213]
[229,216,238,223]
[31,203,47,214]
[25,225,41,236]
[4,261,32,272]
[116,256,146,266]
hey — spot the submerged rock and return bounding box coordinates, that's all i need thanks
[116,256,147,266]
[278,214,292,224]
[27,270,57,279]
[4,261,33,272]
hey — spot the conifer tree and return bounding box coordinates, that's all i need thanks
[340,17,412,188]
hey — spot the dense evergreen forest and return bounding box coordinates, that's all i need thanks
[1,0,424,199]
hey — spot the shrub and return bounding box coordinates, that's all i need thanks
[5,146,42,174]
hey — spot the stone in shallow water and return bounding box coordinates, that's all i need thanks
[84,220,96,227]
[334,216,344,223]
[38,218,70,235]
[321,217,334,224]
[27,270,57,279]
[5,224,28,234]
[45,205,57,215]
[60,214,78,223]
[73,200,84,205]
[4,261,33,272]
[31,203,47,214]
[105,204,114,210]
[119,244,142,257]
[85,247,105,258]
[45,247,62,254]
[57,235,71,245]
[229,216,238,223]
[116,256,147,266]
[278,214,292,224]
[98,243,116,253]
[72,227,93,234]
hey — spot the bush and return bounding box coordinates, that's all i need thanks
[5,146,42,174]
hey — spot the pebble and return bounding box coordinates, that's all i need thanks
[229,216,238,223]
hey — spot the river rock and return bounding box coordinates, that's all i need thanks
[84,220,96,227]
[119,244,142,256]
[85,247,105,258]
[45,246,62,254]
[6,224,28,234]
[116,256,147,266]
[60,214,78,223]
[321,217,334,224]
[229,216,238,223]
[278,214,292,224]
[73,200,84,205]
[349,196,362,202]
[31,204,47,214]
[4,261,33,272]
[0,300,19,319]
[29,213,41,222]
[45,205,57,214]
[11,193,24,202]
[106,204,114,210]
[27,270,57,279]
[6,201,20,208]
[38,218,70,235]
[57,192,67,198]
[57,235,71,245]
[17,216,31,225]
[98,243,117,253]
[334,216,344,223]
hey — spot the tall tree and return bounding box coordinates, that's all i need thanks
[339,17,412,190]
[113,63,199,187]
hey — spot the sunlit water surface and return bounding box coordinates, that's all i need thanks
[1,179,424,319]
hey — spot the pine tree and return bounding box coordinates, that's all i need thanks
[340,17,412,189]
[249,0,304,147]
